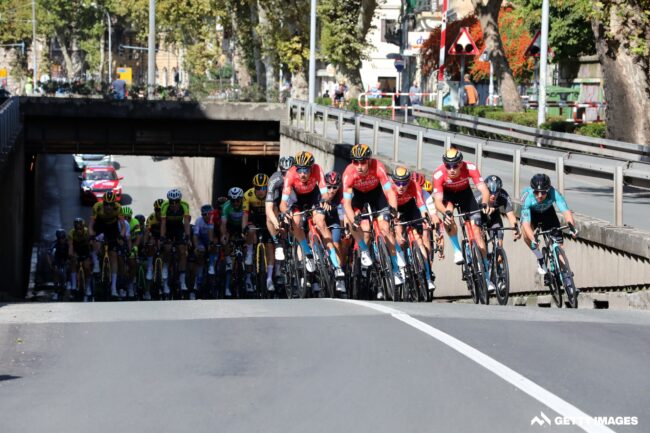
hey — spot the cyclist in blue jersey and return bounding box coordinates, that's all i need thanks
[521,174,577,275]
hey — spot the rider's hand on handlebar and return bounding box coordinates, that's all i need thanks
[480,202,491,215]
[513,223,522,241]
[444,210,454,226]
[320,200,332,212]
[568,223,578,239]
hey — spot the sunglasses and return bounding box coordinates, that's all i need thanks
[534,190,548,196]
[394,180,409,188]
[103,202,115,207]
[352,160,368,166]
[297,167,311,174]
[327,185,339,189]
[445,163,461,170]
[255,186,268,191]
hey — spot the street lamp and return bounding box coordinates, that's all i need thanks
[308,0,316,103]
[147,0,156,99]
[537,0,550,126]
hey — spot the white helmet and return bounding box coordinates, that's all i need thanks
[167,188,182,200]
[228,187,244,200]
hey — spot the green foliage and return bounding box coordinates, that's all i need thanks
[575,122,607,138]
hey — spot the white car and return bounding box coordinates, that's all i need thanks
[73,154,112,171]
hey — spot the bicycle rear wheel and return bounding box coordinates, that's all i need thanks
[471,243,489,305]
[255,243,267,299]
[462,240,479,304]
[312,237,334,298]
[376,237,396,301]
[349,249,362,300]
[544,248,563,308]
[494,247,510,306]
[556,247,578,308]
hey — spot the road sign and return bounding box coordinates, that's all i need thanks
[394,57,405,72]
[525,30,541,57]
[448,27,479,56]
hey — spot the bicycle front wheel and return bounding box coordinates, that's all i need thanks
[556,247,578,308]
[471,243,489,305]
[292,242,309,299]
[462,240,479,304]
[545,247,563,308]
[494,247,510,306]
[377,237,396,301]
[412,246,429,302]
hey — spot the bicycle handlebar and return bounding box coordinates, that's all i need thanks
[535,225,570,236]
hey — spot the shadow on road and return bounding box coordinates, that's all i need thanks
[0,375,21,382]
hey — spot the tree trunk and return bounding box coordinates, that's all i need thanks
[56,33,75,82]
[472,0,523,112]
[591,3,650,145]
[291,69,308,100]
[249,0,266,89]
[258,0,276,100]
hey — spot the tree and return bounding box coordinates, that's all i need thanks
[318,0,379,96]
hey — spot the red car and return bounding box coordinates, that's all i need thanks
[79,165,123,204]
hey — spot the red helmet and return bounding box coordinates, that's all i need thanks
[412,172,426,187]
[325,171,341,186]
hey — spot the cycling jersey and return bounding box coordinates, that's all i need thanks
[432,162,484,199]
[92,201,123,224]
[392,179,427,213]
[146,212,162,237]
[267,171,290,206]
[342,159,392,195]
[520,187,569,223]
[49,240,69,263]
[129,218,141,240]
[222,200,244,227]
[160,200,190,223]
[243,188,266,216]
[282,165,327,200]
[68,228,90,249]
[474,189,514,214]
[193,215,212,245]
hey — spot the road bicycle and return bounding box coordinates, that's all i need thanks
[356,204,399,301]
[535,225,578,308]
[455,209,489,305]
[396,216,430,302]
[482,225,518,306]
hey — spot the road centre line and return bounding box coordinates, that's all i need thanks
[333,299,617,433]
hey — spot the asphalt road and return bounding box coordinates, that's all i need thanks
[1,300,648,433]
[317,120,650,231]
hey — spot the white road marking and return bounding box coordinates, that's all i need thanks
[334,299,617,433]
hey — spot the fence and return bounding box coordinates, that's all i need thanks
[287,99,650,227]
[0,97,21,164]
[357,91,436,121]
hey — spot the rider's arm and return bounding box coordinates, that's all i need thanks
[266,202,280,228]
[182,202,191,237]
[376,162,397,210]
[220,215,228,243]
[341,170,356,224]
[160,202,167,238]
[520,191,536,244]
[67,236,74,256]
[280,172,294,214]
[413,183,428,218]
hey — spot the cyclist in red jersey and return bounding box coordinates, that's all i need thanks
[342,144,405,290]
[391,166,437,292]
[433,147,494,290]
[280,151,345,286]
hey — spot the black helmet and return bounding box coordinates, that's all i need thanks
[55,228,66,240]
[278,156,295,173]
[73,217,85,229]
[442,147,463,164]
[530,173,551,191]
[350,144,372,161]
[485,175,503,195]
[134,214,145,227]
[325,171,341,186]
[154,198,165,210]
[200,204,213,214]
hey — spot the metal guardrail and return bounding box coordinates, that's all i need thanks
[0,97,21,162]
[411,104,649,162]
[287,99,650,226]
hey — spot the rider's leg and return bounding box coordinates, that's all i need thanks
[245,227,256,266]
[91,240,100,273]
[314,214,341,269]
[194,247,205,287]
[379,218,404,273]
[109,249,119,293]
[178,244,188,290]
[69,256,78,291]
[292,214,312,256]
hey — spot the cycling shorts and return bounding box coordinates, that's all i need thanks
[480,212,505,240]
[291,188,321,212]
[531,207,563,244]
[166,222,185,244]
[352,184,389,217]
[443,187,481,225]
[398,199,424,233]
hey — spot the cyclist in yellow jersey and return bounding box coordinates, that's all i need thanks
[68,217,92,299]
[88,191,125,297]
[143,199,164,299]
[160,188,191,295]
[242,173,275,292]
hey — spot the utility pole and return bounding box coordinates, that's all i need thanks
[31,0,37,90]
[308,0,316,103]
[147,0,156,99]
[436,0,448,110]
[537,0,549,126]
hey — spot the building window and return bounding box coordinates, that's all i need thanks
[381,19,397,43]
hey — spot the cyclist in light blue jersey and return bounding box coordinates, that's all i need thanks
[520,173,577,275]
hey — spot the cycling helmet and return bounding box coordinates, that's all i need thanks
[73,217,85,229]
[103,191,117,203]
[485,175,503,195]
[442,147,463,164]
[278,156,295,172]
[121,206,133,217]
[228,187,244,200]
[200,204,213,214]
[134,214,145,227]
[55,228,66,240]
[167,188,182,200]
[153,198,165,210]
[295,151,315,168]
[252,173,269,187]
[423,180,433,193]
[391,166,411,183]
[325,171,341,186]
[216,196,228,206]
[530,173,551,191]
[350,143,372,161]
[412,172,426,187]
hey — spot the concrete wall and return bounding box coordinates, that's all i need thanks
[0,133,26,299]
[281,123,650,296]
[175,157,215,220]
